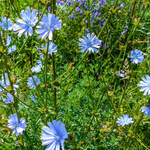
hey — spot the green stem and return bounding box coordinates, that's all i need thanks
[5,0,8,45]
[56,0,69,15]
[126,114,144,148]
[122,4,148,62]
[131,0,136,18]
[10,1,20,18]
[30,73,45,107]
[0,83,42,114]
[52,0,57,119]
[80,90,108,146]
[11,36,30,65]
[86,0,92,108]
[50,64,72,84]
[135,138,150,150]
[3,55,25,147]
[38,0,39,19]
[45,39,49,122]
[52,52,57,117]
[11,2,49,67]
[88,0,91,33]
[4,16,19,114]
[60,53,88,84]
[110,90,125,134]
[31,36,34,66]
[137,0,142,18]
[98,0,119,39]
[20,134,24,148]
[23,131,33,148]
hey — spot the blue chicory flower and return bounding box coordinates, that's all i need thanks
[117,114,134,126]
[127,49,144,64]
[13,7,38,38]
[37,60,42,65]
[78,33,102,53]
[7,35,11,46]
[31,64,42,73]
[141,106,150,117]
[8,45,16,54]
[124,25,128,29]
[120,3,126,9]
[103,43,106,49]
[1,32,11,46]
[121,29,128,35]
[13,84,19,90]
[118,71,124,78]
[0,17,13,31]
[4,93,13,104]
[27,75,40,89]
[39,52,44,59]
[36,13,62,40]
[7,114,27,136]
[41,42,57,56]
[30,95,37,103]
[41,120,68,150]
[5,35,11,46]
[0,73,19,91]
[0,73,10,89]
[137,74,150,95]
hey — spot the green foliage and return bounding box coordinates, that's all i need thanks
[0,0,150,150]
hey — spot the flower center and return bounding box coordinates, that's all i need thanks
[56,135,60,141]
[87,41,92,47]
[14,122,19,128]
[26,19,31,26]
[133,55,137,59]
[46,24,53,31]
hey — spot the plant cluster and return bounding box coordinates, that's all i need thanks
[0,0,150,150]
